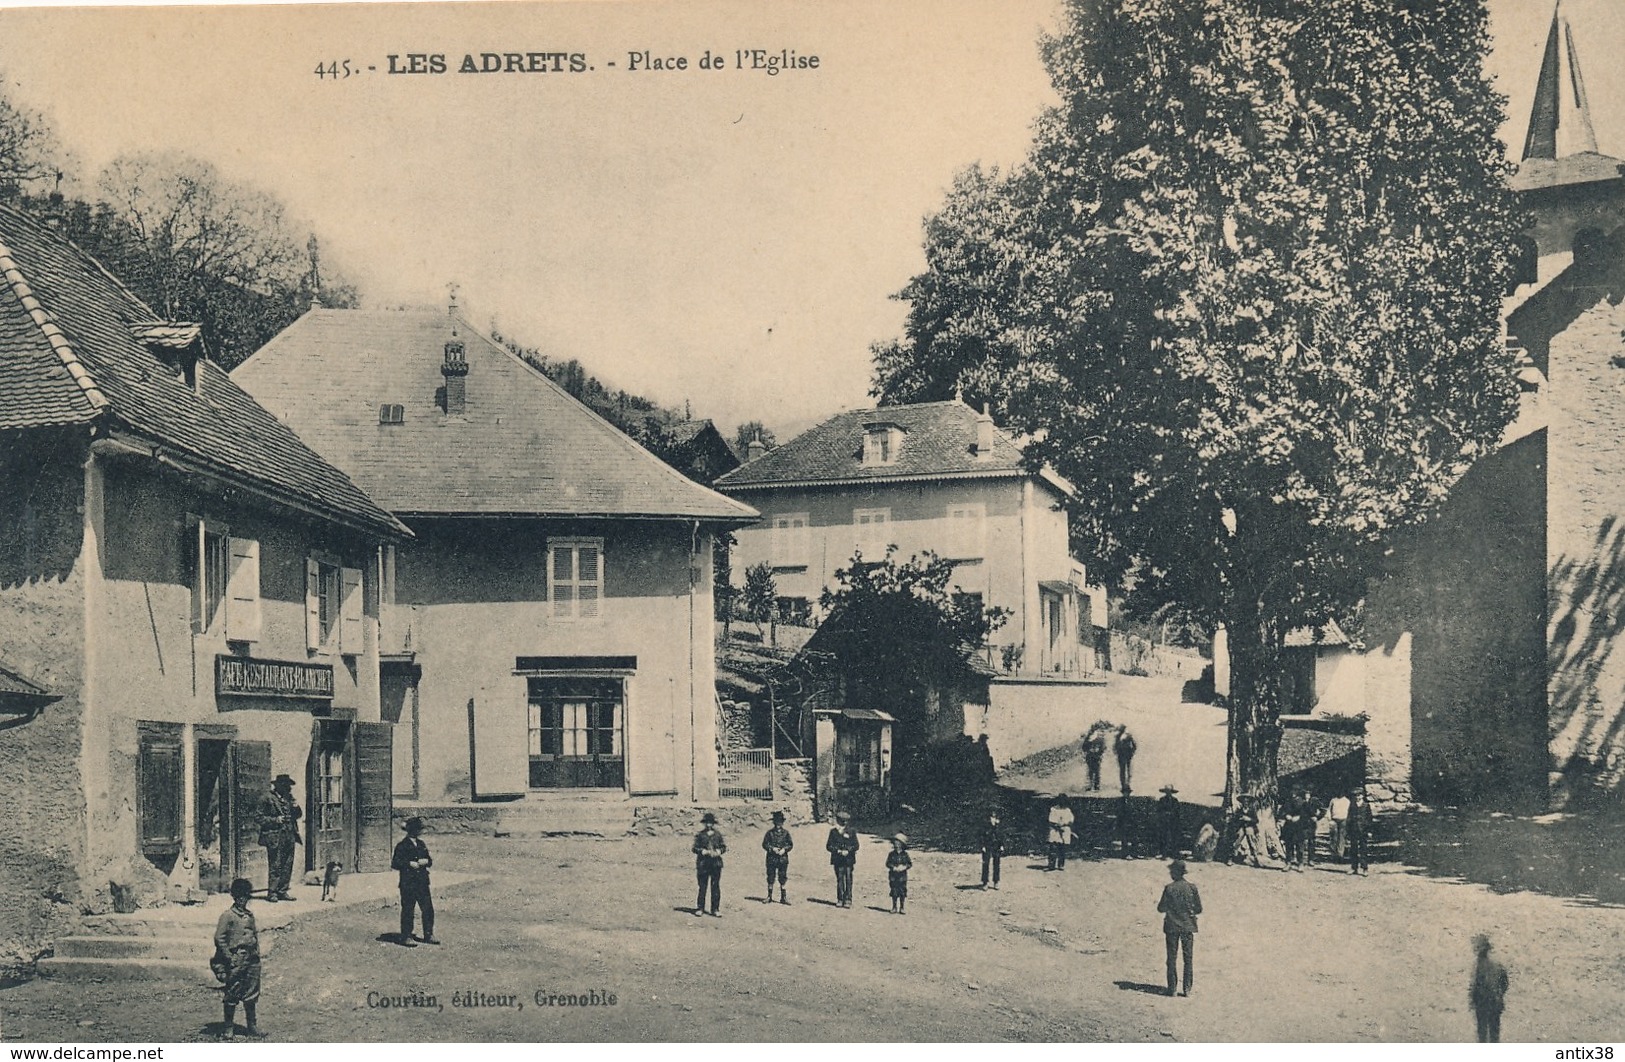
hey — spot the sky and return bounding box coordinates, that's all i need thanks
[0,0,1618,441]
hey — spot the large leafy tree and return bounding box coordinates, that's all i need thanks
[92,152,355,367]
[875,0,1522,835]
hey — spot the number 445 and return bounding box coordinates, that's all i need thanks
[315,60,354,79]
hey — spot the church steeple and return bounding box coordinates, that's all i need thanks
[1522,2,1599,161]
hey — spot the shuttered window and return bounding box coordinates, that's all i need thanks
[189,519,261,640]
[770,514,808,567]
[853,508,891,561]
[548,539,604,620]
[307,558,363,653]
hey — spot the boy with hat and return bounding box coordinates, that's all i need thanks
[761,810,793,904]
[392,815,437,945]
[886,834,912,914]
[213,878,263,1038]
[257,774,302,902]
[693,812,727,916]
[826,811,859,908]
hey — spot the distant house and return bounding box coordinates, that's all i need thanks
[0,205,408,964]
[234,307,759,805]
[665,419,741,486]
[714,400,1106,676]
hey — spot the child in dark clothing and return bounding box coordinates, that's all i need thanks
[886,834,912,914]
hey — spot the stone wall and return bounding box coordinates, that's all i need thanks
[1537,243,1625,807]
[0,436,89,979]
[1359,430,1549,811]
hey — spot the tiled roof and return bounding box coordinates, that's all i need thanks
[234,309,759,522]
[715,400,1032,490]
[1510,152,1625,192]
[0,205,408,540]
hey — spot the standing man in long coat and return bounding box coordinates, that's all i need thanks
[257,774,301,902]
[1157,860,1203,997]
[392,815,437,946]
[826,811,859,908]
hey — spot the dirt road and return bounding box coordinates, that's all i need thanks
[2,828,1621,1043]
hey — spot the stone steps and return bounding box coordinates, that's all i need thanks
[492,801,635,838]
[34,956,215,984]
[53,935,216,960]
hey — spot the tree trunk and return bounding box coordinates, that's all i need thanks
[1222,590,1288,865]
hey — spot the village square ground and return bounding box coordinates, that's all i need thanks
[1,676,1621,1044]
[3,805,1623,1042]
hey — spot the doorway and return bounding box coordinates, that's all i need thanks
[195,737,236,893]
[307,718,354,872]
[526,676,625,788]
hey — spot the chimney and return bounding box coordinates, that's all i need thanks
[974,404,996,458]
[442,331,467,415]
[746,434,766,463]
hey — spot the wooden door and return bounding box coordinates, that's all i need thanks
[233,740,271,891]
[353,721,394,872]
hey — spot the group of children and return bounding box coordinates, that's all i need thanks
[690,805,1027,917]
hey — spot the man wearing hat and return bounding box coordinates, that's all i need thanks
[1155,785,1183,858]
[256,774,302,902]
[392,816,437,945]
[692,812,727,916]
[826,811,859,908]
[761,810,794,905]
[1157,860,1202,997]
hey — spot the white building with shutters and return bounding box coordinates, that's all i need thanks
[0,204,408,964]
[234,306,758,805]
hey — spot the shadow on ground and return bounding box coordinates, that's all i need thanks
[861,783,1223,864]
[1388,807,1625,908]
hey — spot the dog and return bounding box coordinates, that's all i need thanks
[321,861,342,901]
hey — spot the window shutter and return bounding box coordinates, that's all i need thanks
[188,517,205,634]
[578,545,600,619]
[551,546,572,618]
[340,566,364,654]
[137,726,184,855]
[306,558,322,651]
[226,537,261,642]
[233,739,272,888]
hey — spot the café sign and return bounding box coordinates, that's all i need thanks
[216,655,334,701]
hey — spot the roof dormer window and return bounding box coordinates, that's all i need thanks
[131,321,204,393]
[861,422,903,467]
